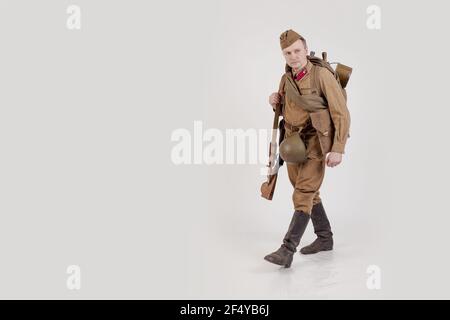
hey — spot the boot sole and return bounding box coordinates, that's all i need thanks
[264,255,293,268]
[299,247,333,255]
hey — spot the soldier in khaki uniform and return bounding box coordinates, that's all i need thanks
[264,30,351,268]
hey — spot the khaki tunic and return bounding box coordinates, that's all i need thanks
[276,60,351,213]
[278,60,351,154]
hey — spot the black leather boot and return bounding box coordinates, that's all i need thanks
[300,202,333,255]
[264,211,310,268]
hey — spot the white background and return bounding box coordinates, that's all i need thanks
[0,0,449,299]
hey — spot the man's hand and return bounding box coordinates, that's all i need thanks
[326,152,342,167]
[269,92,281,109]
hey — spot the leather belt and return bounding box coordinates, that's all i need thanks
[284,121,303,132]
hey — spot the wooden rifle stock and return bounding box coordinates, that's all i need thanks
[260,103,284,200]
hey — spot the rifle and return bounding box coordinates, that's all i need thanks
[260,103,285,200]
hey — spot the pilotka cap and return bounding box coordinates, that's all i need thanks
[280,29,305,49]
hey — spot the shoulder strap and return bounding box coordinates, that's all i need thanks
[311,64,319,94]
[278,73,287,117]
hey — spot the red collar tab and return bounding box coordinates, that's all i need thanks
[294,68,307,81]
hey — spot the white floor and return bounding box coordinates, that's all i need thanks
[183,230,386,300]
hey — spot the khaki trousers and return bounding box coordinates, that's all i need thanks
[285,126,326,214]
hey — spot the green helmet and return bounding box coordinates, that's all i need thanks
[279,133,307,164]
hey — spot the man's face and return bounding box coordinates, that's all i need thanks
[282,39,308,70]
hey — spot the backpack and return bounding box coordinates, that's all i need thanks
[306,51,352,101]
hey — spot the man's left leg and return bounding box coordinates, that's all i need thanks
[300,199,334,255]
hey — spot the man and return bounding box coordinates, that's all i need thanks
[264,29,351,268]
